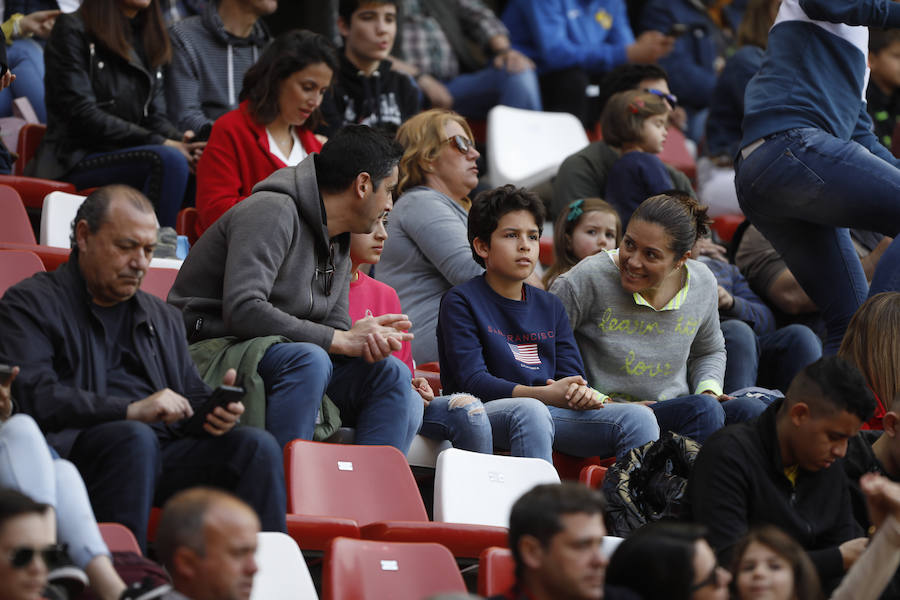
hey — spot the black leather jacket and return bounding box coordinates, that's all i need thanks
[28,10,181,180]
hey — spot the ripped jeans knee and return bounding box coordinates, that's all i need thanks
[420,393,494,454]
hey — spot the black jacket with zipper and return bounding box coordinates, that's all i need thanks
[27,10,181,180]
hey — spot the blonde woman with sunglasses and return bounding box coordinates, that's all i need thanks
[378,109,489,365]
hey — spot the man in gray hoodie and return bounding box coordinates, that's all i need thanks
[166,0,275,137]
[168,125,422,452]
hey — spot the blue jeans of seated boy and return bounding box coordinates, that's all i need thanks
[419,393,494,454]
[257,342,422,453]
[445,66,542,119]
[722,320,822,393]
[0,39,46,122]
[63,144,191,227]
[482,397,659,464]
[735,127,900,354]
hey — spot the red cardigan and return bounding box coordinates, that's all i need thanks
[195,100,323,236]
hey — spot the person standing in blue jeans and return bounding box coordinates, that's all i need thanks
[696,252,822,393]
[551,193,772,443]
[438,185,659,463]
[735,0,900,355]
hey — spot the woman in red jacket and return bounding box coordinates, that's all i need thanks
[195,29,337,236]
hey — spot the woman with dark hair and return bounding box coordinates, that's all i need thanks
[606,521,731,600]
[550,193,772,443]
[194,29,338,236]
[28,0,202,227]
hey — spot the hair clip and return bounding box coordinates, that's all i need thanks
[628,99,645,114]
[567,199,584,222]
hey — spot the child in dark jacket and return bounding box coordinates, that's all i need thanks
[601,89,674,227]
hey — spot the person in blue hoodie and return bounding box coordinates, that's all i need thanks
[734,0,900,355]
[502,0,673,126]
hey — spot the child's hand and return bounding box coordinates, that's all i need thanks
[411,377,434,406]
[567,384,605,410]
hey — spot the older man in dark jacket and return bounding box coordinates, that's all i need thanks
[0,185,286,552]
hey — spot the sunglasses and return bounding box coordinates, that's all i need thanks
[443,134,475,155]
[8,544,64,569]
[644,88,678,109]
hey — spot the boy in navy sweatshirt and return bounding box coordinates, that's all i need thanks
[437,185,658,464]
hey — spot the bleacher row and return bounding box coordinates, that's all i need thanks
[94,442,614,600]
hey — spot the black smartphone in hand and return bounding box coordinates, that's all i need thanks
[183,384,245,436]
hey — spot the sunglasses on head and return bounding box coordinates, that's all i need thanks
[8,544,64,569]
[443,134,474,155]
[644,88,678,109]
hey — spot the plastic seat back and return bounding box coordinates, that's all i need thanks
[486,106,588,189]
[141,267,179,301]
[13,123,46,176]
[434,448,560,527]
[0,250,44,296]
[40,191,85,248]
[0,185,35,244]
[477,547,515,597]
[251,532,318,600]
[98,522,141,555]
[284,440,429,525]
[580,464,608,489]
[322,537,465,600]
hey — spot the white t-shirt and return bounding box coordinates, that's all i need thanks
[265,127,307,167]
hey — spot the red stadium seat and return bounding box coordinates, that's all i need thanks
[580,464,608,489]
[477,546,515,597]
[0,175,76,211]
[539,237,554,267]
[283,440,508,557]
[413,361,442,396]
[0,185,35,244]
[98,522,142,555]
[0,243,69,271]
[322,537,466,600]
[552,452,615,481]
[711,214,746,243]
[176,207,200,245]
[141,267,179,301]
[0,250,44,296]
[13,123,46,176]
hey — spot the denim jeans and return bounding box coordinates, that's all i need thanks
[649,392,769,443]
[257,342,422,453]
[0,415,109,569]
[0,39,45,122]
[650,394,724,443]
[735,127,900,353]
[446,65,542,119]
[66,420,286,552]
[419,393,494,454]
[482,397,659,464]
[721,320,822,393]
[63,144,191,227]
[869,236,900,296]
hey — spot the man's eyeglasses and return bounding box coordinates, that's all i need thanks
[443,134,475,155]
[316,242,335,297]
[644,88,678,109]
[7,545,64,569]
